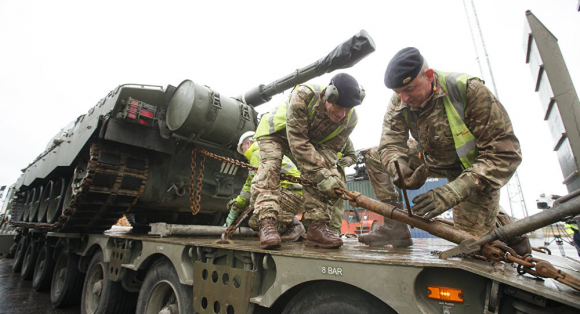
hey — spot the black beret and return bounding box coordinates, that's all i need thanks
[384,47,424,89]
[331,73,361,109]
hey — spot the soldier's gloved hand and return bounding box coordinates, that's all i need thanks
[412,175,478,219]
[387,159,413,189]
[318,175,346,199]
[227,199,236,210]
[338,157,354,168]
[403,164,428,190]
[226,208,239,227]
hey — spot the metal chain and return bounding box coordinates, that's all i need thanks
[189,149,203,215]
[196,154,205,212]
[195,148,317,188]
[489,241,580,290]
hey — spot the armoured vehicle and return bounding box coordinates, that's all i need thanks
[1,13,580,314]
[5,31,375,234]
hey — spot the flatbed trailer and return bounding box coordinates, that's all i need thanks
[9,226,579,314]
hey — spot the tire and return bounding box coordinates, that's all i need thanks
[136,257,194,314]
[81,250,138,314]
[33,243,56,291]
[12,236,29,273]
[21,240,39,280]
[281,282,395,314]
[51,248,86,308]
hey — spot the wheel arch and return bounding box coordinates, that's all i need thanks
[268,280,394,313]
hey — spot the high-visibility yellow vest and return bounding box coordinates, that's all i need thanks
[233,142,302,209]
[565,223,579,235]
[254,84,358,144]
[402,70,479,169]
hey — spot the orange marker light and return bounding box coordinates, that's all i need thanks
[427,286,464,303]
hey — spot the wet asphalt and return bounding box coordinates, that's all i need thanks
[0,254,80,314]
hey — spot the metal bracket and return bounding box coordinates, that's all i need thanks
[109,239,132,282]
[193,261,256,314]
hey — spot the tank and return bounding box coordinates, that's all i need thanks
[6,30,375,233]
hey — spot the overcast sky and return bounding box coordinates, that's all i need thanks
[1,0,579,218]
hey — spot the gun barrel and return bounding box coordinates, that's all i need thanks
[239,29,376,107]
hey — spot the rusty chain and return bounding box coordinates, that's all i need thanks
[195,148,317,188]
[489,240,580,291]
[220,204,254,243]
[189,148,206,215]
[189,147,316,216]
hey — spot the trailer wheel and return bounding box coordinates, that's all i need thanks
[33,243,56,291]
[81,250,137,314]
[51,248,85,308]
[21,240,39,280]
[12,236,29,273]
[136,257,193,314]
[281,282,395,314]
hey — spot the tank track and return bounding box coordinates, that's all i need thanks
[11,143,149,233]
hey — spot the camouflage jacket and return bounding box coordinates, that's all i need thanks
[233,142,302,210]
[286,85,356,180]
[379,73,522,192]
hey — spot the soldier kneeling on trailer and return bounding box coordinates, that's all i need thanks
[252,73,365,249]
[226,132,306,245]
[359,47,531,256]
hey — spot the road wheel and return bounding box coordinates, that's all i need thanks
[33,243,56,291]
[47,177,67,223]
[51,248,85,308]
[136,257,193,314]
[12,236,29,273]
[81,250,137,314]
[281,282,395,314]
[21,240,39,280]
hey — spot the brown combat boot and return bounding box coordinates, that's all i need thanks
[358,219,413,247]
[280,217,305,242]
[304,222,343,248]
[259,218,281,249]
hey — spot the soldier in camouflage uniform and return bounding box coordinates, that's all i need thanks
[329,138,356,234]
[359,47,530,255]
[252,73,364,249]
[226,132,305,242]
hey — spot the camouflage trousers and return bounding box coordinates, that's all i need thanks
[329,198,345,232]
[247,188,305,234]
[251,134,338,225]
[329,170,347,232]
[363,147,500,236]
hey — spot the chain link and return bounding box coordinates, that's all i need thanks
[195,148,317,188]
[489,241,580,290]
[189,148,205,215]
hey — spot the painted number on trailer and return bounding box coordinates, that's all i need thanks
[322,266,343,276]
